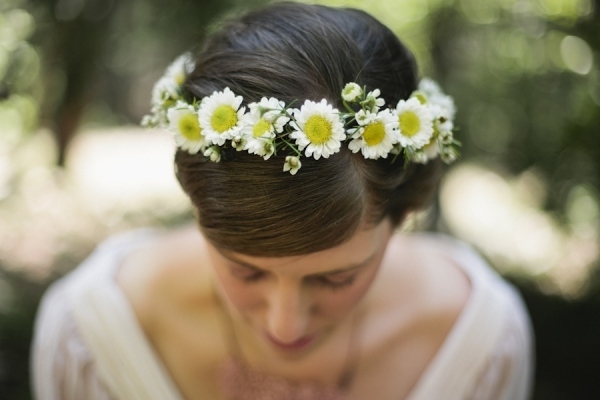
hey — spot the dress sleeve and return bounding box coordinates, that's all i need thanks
[467,285,534,400]
[31,279,114,400]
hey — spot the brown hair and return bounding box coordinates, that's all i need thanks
[175,2,443,256]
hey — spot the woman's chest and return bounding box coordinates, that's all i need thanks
[150,315,349,399]
[148,305,231,399]
[148,308,448,400]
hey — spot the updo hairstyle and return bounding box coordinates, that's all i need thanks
[175,2,443,256]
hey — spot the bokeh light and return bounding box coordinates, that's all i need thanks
[1,0,599,398]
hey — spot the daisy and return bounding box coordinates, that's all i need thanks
[395,97,434,149]
[163,52,195,87]
[439,129,454,145]
[199,87,246,146]
[167,102,205,154]
[342,83,362,102]
[418,78,443,98]
[430,104,454,132]
[289,99,345,160]
[230,135,247,151]
[203,146,222,162]
[422,136,440,161]
[417,78,456,119]
[411,149,429,164]
[242,97,289,159]
[354,109,377,126]
[430,94,456,120]
[441,146,458,164]
[347,109,399,159]
[365,88,386,111]
[283,156,302,175]
[140,114,157,128]
[151,76,181,110]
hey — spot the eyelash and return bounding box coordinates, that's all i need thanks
[312,275,356,290]
[233,270,356,290]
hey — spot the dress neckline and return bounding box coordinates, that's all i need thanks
[71,229,506,400]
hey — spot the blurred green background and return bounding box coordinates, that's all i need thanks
[0,0,598,399]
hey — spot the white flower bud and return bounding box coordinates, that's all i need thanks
[283,156,301,175]
[203,146,221,162]
[342,82,362,102]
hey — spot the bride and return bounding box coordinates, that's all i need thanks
[32,3,533,399]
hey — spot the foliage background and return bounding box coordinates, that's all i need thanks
[0,0,598,398]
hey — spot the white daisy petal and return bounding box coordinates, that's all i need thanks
[365,89,385,111]
[417,78,456,118]
[418,78,443,97]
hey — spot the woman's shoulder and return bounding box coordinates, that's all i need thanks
[371,231,527,343]
[116,225,229,397]
[369,232,472,328]
[377,233,534,399]
[349,233,471,398]
[116,224,215,325]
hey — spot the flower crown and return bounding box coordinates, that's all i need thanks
[142,53,460,174]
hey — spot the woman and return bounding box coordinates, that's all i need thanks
[32,3,533,399]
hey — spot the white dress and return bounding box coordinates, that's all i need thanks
[31,230,534,400]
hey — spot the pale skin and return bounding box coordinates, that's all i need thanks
[117,219,470,399]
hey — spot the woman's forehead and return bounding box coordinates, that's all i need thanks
[216,219,391,274]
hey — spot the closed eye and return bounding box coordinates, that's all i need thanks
[229,264,266,282]
[228,262,363,290]
[309,272,357,290]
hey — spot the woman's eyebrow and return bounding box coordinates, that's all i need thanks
[220,250,378,276]
[221,254,266,272]
[318,252,377,276]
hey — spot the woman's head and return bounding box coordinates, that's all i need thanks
[175,2,443,256]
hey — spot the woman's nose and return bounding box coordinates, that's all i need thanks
[266,283,310,344]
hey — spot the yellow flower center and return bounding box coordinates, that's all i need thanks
[363,122,386,146]
[164,98,176,108]
[211,105,238,133]
[304,115,332,145]
[414,92,427,105]
[253,118,271,138]
[399,111,421,137]
[175,72,186,86]
[178,113,202,141]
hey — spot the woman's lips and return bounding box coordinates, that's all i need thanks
[265,332,316,350]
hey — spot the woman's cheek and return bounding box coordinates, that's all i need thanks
[317,279,373,317]
[319,262,382,316]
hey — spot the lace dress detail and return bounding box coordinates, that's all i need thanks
[217,358,349,400]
